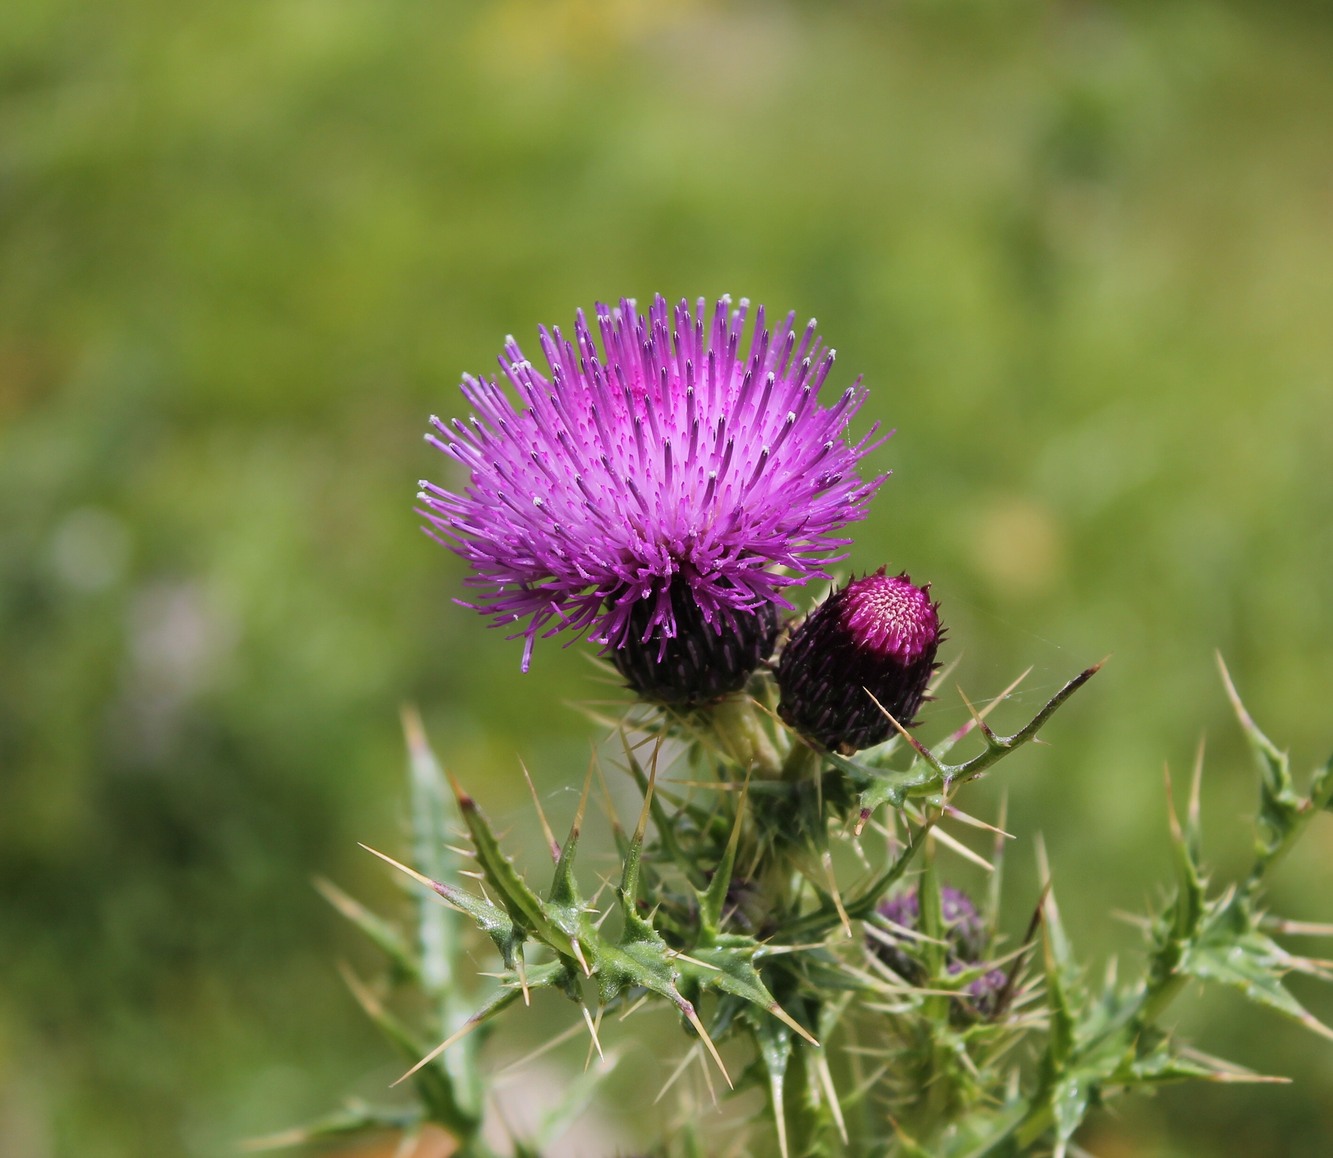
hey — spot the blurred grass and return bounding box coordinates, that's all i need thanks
[2,1,1331,1155]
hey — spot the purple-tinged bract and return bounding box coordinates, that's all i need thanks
[418,295,886,677]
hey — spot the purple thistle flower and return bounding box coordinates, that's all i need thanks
[418,295,886,685]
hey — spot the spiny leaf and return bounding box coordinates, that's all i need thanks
[549,764,593,907]
[1037,845,1079,1071]
[1217,657,1303,866]
[697,774,750,940]
[616,758,658,944]
[837,663,1102,820]
[313,877,418,981]
[1312,751,1333,813]
[338,964,477,1133]
[750,1012,793,1158]
[594,935,733,1088]
[682,942,818,1046]
[403,707,462,996]
[543,767,598,976]
[1183,920,1333,1042]
[1163,765,1205,944]
[393,970,567,1088]
[1049,1074,1091,1148]
[359,844,523,968]
[448,772,576,957]
[1116,1044,1287,1087]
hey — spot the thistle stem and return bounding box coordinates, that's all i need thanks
[707,696,784,776]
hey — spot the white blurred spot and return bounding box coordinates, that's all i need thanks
[117,580,237,761]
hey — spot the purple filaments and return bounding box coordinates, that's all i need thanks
[839,574,939,662]
[418,295,886,671]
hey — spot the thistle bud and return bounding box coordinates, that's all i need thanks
[873,884,1005,1015]
[608,582,779,707]
[776,569,941,752]
[873,885,986,982]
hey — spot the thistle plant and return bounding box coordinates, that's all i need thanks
[257,296,1333,1158]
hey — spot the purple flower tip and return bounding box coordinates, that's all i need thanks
[839,571,940,662]
[419,295,887,672]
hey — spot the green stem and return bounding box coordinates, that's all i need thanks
[707,696,784,776]
[781,741,820,783]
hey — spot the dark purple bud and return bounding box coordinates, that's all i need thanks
[608,581,779,706]
[777,569,942,752]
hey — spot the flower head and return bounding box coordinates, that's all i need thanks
[777,569,941,751]
[418,295,886,680]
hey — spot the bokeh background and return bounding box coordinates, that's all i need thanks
[3,1,1332,1155]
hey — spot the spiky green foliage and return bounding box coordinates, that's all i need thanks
[271,657,1332,1157]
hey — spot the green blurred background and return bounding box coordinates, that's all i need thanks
[3,1,1331,1154]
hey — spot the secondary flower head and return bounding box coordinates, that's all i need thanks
[873,884,1006,1015]
[418,295,886,685]
[777,569,942,751]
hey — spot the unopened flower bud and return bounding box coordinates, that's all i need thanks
[776,569,941,752]
[873,884,1004,1015]
[873,885,986,982]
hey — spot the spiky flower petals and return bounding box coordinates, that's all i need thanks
[418,295,886,675]
[776,569,941,752]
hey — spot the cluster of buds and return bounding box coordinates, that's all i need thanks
[874,885,1008,1016]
